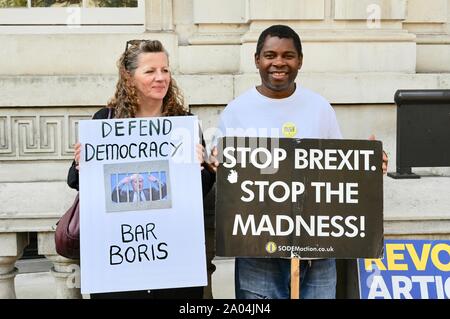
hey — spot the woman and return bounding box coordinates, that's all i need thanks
[67,39,215,299]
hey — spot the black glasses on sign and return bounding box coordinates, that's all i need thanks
[125,39,148,52]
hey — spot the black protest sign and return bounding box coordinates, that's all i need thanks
[215,137,384,258]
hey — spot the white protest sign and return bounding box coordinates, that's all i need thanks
[79,115,206,294]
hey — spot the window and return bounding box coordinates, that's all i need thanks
[0,0,144,31]
[0,0,138,8]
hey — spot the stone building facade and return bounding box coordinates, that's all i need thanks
[1,0,450,298]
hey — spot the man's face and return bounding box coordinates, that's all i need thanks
[255,36,302,98]
[131,175,144,192]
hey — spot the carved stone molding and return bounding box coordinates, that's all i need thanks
[0,108,97,161]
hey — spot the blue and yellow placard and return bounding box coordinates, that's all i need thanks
[358,240,450,299]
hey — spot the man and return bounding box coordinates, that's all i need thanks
[213,25,387,299]
[112,173,151,203]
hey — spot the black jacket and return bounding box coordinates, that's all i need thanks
[67,107,216,198]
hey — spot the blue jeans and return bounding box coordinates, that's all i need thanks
[235,258,336,299]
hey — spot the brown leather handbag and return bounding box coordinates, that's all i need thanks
[55,108,112,259]
[55,193,80,259]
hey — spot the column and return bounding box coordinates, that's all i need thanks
[39,232,82,299]
[0,232,28,299]
[0,256,19,299]
[146,0,174,31]
[404,0,450,72]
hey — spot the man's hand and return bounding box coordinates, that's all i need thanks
[368,134,388,175]
[208,146,219,173]
[119,176,131,186]
[74,142,81,170]
[197,143,217,173]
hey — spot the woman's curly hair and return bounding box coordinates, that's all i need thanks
[108,40,188,118]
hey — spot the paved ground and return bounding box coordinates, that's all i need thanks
[14,257,235,299]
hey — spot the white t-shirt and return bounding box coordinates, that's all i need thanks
[215,84,342,260]
[217,85,342,140]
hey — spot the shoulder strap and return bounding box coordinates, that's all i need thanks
[107,107,113,119]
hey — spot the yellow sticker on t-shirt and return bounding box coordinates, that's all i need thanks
[282,122,297,138]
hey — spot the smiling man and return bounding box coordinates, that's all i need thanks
[216,25,342,299]
[255,29,302,99]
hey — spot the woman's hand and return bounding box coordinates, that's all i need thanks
[196,144,206,167]
[74,142,81,170]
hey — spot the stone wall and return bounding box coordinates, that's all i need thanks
[1,0,450,298]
